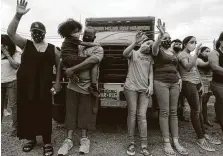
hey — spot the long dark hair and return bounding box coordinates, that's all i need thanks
[1,34,16,57]
[182,36,194,50]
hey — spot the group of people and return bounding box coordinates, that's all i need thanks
[1,1,223,156]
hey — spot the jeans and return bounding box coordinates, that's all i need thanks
[1,80,17,130]
[154,80,180,139]
[211,81,223,132]
[124,88,150,146]
[182,81,205,139]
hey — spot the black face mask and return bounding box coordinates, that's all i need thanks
[173,47,181,53]
[161,40,171,49]
[31,31,45,43]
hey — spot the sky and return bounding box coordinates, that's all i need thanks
[1,0,223,48]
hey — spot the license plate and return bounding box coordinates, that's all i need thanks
[100,89,118,100]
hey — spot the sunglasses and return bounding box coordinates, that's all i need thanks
[189,41,197,44]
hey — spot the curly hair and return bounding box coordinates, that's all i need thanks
[58,18,82,38]
[1,34,16,56]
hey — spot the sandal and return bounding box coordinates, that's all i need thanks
[163,142,176,156]
[140,147,152,156]
[43,144,54,156]
[173,146,188,155]
[197,139,215,152]
[22,140,37,152]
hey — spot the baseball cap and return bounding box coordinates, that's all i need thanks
[30,22,46,33]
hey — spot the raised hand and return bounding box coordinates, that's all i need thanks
[213,39,216,50]
[135,31,144,44]
[157,19,165,35]
[195,43,202,55]
[16,0,30,15]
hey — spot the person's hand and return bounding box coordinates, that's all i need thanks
[65,68,74,78]
[16,0,30,15]
[178,79,182,90]
[199,85,205,97]
[157,19,165,36]
[146,85,154,97]
[53,82,62,93]
[135,31,144,44]
[195,43,202,55]
[213,39,216,50]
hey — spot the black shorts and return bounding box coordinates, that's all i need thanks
[65,88,97,130]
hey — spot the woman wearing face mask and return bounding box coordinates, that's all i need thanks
[197,46,213,127]
[152,19,187,156]
[208,32,223,133]
[178,36,221,152]
[7,1,61,156]
[123,31,154,156]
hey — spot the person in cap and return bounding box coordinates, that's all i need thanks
[57,26,104,155]
[7,1,61,156]
[170,39,188,122]
[58,18,100,96]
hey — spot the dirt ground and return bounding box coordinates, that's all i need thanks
[1,97,223,156]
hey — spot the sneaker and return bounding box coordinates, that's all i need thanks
[197,139,215,152]
[140,147,152,156]
[79,138,90,154]
[127,143,135,156]
[57,138,73,156]
[205,134,222,145]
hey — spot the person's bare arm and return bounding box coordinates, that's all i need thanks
[7,0,30,50]
[179,44,202,72]
[197,58,209,67]
[1,46,20,69]
[123,31,144,58]
[208,50,223,76]
[152,19,165,56]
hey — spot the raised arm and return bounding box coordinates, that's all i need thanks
[179,44,202,72]
[7,0,30,50]
[208,50,223,76]
[123,31,144,58]
[152,19,165,56]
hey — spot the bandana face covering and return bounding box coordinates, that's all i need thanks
[161,40,171,49]
[31,31,45,43]
[173,47,181,53]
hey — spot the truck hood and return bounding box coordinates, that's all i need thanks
[95,32,137,46]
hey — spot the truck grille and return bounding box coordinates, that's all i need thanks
[99,45,129,83]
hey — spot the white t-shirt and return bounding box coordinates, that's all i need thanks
[1,51,21,83]
[124,50,154,92]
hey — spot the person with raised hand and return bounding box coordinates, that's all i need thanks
[123,31,154,156]
[7,0,62,156]
[152,19,188,156]
[178,36,221,152]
